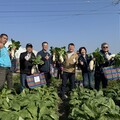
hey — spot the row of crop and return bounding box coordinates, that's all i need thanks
[68,87,120,120]
[0,86,61,120]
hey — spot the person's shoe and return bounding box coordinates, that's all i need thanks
[62,94,68,100]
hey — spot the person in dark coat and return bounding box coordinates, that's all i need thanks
[78,47,94,89]
[37,42,51,86]
[20,43,35,89]
[95,42,112,90]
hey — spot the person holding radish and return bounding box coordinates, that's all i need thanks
[20,43,35,89]
[61,43,78,100]
[94,43,112,90]
[8,39,21,73]
[37,42,51,86]
[78,47,95,89]
[0,33,13,91]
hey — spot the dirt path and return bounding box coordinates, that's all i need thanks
[57,82,70,120]
[59,98,69,120]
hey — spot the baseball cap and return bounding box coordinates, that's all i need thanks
[26,43,33,48]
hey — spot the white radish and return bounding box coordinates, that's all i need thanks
[53,54,56,62]
[59,55,64,63]
[31,66,35,74]
[11,49,15,59]
[108,54,116,60]
[89,60,94,71]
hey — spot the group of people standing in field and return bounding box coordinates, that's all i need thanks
[0,33,113,100]
[78,43,113,91]
[59,42,113,99]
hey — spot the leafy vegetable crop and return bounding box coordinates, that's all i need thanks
[69,87,120,120]
[32,55,44,65]
[50,46,66,63]
[0,87,60,120]
[103,86,120,106]
[92,48,105,65]
[8,39,21,51]
[114,53,120,67]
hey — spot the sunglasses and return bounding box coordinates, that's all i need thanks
[103,46,108,48]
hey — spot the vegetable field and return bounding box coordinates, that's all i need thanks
[0,75,120,120]
[69,87,120,120]
[0,87,60,120]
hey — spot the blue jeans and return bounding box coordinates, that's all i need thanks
[20,74,27,89]
[82,71,94,89]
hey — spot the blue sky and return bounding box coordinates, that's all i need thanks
[0,0,120,53]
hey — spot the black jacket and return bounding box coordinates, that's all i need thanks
[37,50,51,73]
[78,54,92,73]
[20,52,35,75]
[95,50,112,74]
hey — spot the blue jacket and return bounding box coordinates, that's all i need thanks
[37,50,51,73]
[0,46,11,68]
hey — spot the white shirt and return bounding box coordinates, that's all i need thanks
[67,52,74,59]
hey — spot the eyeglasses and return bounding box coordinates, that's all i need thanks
[103,46,108,48]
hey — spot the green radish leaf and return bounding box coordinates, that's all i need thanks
[109,98,116,109]
[50,111,59,120]
[11,102,20,111]
[19,109,32,119]
[19,116,24,120]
